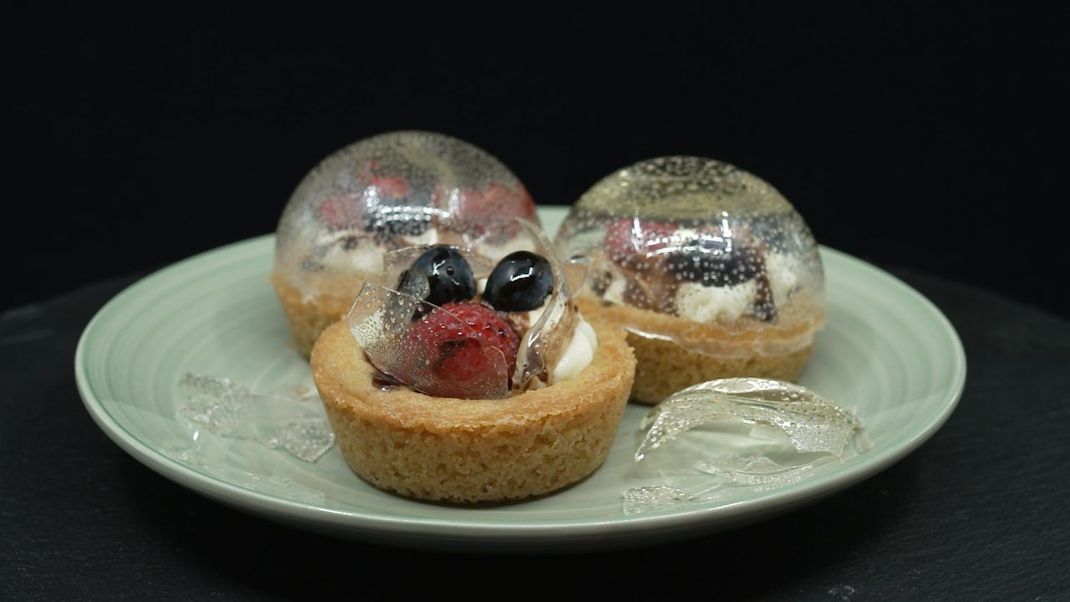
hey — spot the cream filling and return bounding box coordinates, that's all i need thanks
[764,252,802,303]
[313,229,441,276]
[404,229,440,248]
[473,283,596,385]
[675,281,757,323]
[549,317,597,384]
[670,251,801,323]
[593,250,804,323]
[477,236,536,261]
[311,232,383,276]
[509,299,598,386]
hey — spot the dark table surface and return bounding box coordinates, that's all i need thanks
[2,266,1068,600]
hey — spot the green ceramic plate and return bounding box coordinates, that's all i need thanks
[75,207,965,552]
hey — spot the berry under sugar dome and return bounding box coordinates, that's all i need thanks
[555,156,825,404]
[272,131,539,358]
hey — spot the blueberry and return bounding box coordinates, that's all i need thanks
[484,251,554,312]
[396,245,476,308]
[666,238,763,287]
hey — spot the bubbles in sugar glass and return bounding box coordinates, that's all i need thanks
[346,282,513,399]
[555,156,825,354]
[508,219,578,390]
[174,373,335,463]
[274,131,538,301]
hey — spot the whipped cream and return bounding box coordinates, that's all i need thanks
[672,250,801,322]
[477,279,596,386]
[675,280,757,323]
[550,317,597,384]
[507,297,597,386]
[404,229,439,248]
[477,235,536,261]
[312,229,446,277]
[315,234,384,275]
[765,251,802,304]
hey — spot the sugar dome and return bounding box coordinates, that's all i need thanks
[273,131,538,357]
[555,156,825,403]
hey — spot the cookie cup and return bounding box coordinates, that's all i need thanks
[272,273,366,359]
[576,296,822,405]
[310,317,636,504]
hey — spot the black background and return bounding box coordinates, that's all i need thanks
[4,5,1070,600]
[3,3,1066,316]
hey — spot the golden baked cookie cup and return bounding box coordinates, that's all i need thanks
[272,273,363,359]
[576,296,821,404]
[310,317,635,504]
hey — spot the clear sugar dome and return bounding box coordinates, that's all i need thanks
[274,131,538,302]
[555,156,825,360]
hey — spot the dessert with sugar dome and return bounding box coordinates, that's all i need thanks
[310,220,635,503]
[555,156,825,404]
[272,130,539,358]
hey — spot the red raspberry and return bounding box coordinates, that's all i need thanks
[356,160,410,198]
[452,182,537,239]
[365,175,409,198]
[316,195,364,230]
[404,302,520,398]
[604,218,676,271]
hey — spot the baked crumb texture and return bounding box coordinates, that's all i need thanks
[272,274,357,360]
[311,317,636,504]
[576,296,818,405]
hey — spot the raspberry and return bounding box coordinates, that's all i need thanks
[356,160,410,198]
[604,218,676,271]
[452,182,536,240]
[405,302,520,398]
[316,195,364,230]
[365,175,409,198]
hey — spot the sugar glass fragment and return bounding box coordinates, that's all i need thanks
[177,373,335,462]
[507,219,578,390]
[636,378,864,461]
[624,378,865,514]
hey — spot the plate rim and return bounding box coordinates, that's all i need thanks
[74,230,966,543]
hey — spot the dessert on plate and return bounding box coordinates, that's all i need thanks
[554,156,825,404]
[311,222,635,503]
[273,130,538,358]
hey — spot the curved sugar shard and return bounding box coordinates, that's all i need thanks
[623,378,864,514]
[346,283,511,399]
[636,378,863,462]
[508,219,578,390]
[562,254,590,300]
